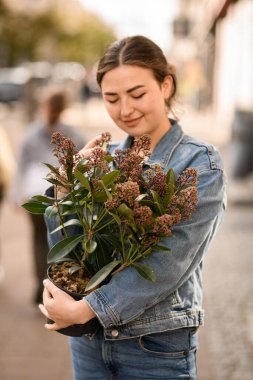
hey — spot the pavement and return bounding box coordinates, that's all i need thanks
[0,99,253,379]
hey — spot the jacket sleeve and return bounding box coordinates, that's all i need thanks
[85,165,227,328]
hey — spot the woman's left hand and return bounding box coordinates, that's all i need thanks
[38,279,96,331]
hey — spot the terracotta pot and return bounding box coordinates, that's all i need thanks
[46,266,100,337]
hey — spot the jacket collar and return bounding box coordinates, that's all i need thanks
[114,120,184,169]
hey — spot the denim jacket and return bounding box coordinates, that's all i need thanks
[46,120,227,341]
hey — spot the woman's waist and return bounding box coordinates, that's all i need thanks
[103,307,204,340]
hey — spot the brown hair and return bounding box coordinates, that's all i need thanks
[97,35,177,111]
[44,91,68,126]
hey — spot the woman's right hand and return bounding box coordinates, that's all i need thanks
[79,134,107,158]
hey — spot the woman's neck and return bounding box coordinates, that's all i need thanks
[149,118,172,152]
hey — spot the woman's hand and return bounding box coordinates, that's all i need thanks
[79,134,107,158]
[38,279,96,331]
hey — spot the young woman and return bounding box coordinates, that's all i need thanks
[39,36,226,379]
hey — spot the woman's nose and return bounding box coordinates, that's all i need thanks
[120,98,134,118]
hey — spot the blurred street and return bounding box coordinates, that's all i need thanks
[0,99,253,379]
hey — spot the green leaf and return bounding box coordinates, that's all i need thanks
[60,200,73,206]
[150,190,164,214]
[43,162,60,176]
[50,219,82,234]
[47,234,84,264]
[30,195,54,204]
[92,190,108,203]
[99,180,112,200]
[163,184,175,207]
[85,239,97,254]
[21,202,47,214]
[61,205,77,215]
[53,257,79,264]
[74,170,91,191]
[166,167,176,186]
[101,170,120,187]
[109,212,122,226]
[118,203,134,220]
[153,244,172,252]
[95,167,104,177]
[69,265,82,275]
[105,155,114,163]
[46,178,67,187]
[85,260,121,291]
[132,262,157,282]
[60,201,75,212]
[94,233,118,268]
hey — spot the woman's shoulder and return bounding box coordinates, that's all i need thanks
[178,133,224,173]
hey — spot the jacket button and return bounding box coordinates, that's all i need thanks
[111,329,119,337]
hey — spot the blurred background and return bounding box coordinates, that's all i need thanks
[0,0,252,379]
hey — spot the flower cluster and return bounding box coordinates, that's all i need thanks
[50,132,79,183]
[22,131,198,293]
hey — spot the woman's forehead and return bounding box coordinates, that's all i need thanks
[101,65,155,92]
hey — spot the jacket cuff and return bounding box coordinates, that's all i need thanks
[85,289,121,328]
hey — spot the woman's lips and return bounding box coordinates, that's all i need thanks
[122,116,143,127]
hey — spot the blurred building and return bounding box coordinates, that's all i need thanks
[171,0,253,177]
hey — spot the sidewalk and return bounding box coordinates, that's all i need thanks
[0,100,252,379]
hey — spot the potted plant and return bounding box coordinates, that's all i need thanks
[22,131,198,336]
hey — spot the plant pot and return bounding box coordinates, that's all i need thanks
[46,266,100,337]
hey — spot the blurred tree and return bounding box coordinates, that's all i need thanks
[0,0,116,67]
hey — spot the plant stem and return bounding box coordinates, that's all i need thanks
[55,187,68,238]
[111,262,129,276]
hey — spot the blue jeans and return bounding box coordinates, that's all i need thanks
[69,327,198,379]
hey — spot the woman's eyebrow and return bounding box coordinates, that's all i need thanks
[127,85,145,93]
[104,85,145,96]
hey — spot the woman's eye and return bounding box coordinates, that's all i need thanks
[107,99,118,104]
[132,93,145,99]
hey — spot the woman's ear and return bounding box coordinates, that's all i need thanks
[162,75,173,99]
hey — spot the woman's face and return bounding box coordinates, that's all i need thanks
[101,65,172,149]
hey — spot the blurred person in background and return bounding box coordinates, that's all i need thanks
[11,89,86,303]
[0,124,16,284]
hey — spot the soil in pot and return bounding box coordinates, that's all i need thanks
[46,263,100,337]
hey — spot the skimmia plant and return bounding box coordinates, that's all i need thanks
[22,132,198,294]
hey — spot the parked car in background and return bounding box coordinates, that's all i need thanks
[0,67,30,103]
